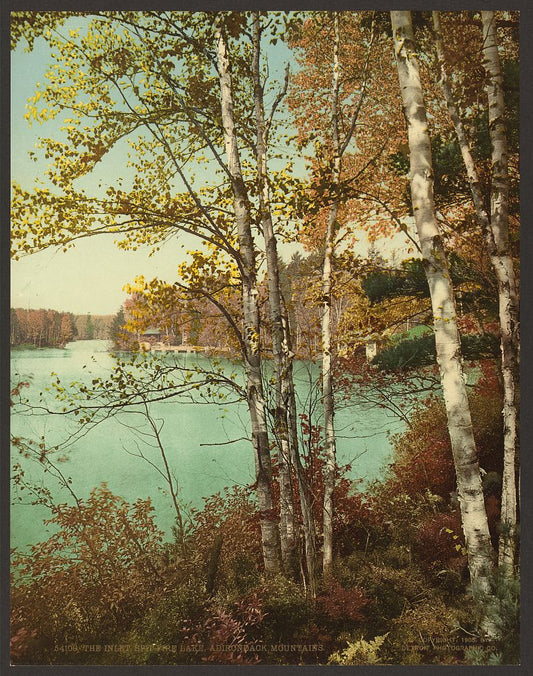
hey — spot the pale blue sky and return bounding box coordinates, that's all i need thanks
[10,14,410,316]
[10,16,301,315]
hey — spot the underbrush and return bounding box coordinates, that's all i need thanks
[11,478,518,665]
[11,366,519,665]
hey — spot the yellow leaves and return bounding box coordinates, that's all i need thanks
[443,527,467,555]
[24,88,58,125]
[123,275,146,296]
[457,280,482,294]
[177,242,239,290]
[122,275,190,338]
[246,326,260,355]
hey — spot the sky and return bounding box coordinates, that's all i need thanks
[10,17,215,315]
[10,13,412,316]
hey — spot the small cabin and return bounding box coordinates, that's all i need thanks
[139,327,162,344]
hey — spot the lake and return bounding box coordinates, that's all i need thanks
[11,340,404,551]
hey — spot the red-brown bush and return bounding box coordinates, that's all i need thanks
[317,580,371,623]
[414,510,468,574]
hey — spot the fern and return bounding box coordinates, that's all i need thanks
[328,633,389,665]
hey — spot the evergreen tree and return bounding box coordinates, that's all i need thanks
[86,313,95,340]
[109,306,126,349]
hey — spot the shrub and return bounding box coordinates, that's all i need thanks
[365,487,440,546]
[231,552,262,594]
[257,575,312,644]
[333,477,383,556]
[386,399,458,499]
[343,555,430,638]
[134,581,208,646]
[465,569,520,665]
[414,510,468,578]
[316,580,371,632]
[185,593,265,664]
[383,596,466,664]
[328,633,389,665]
[384,374,503,502]
[187,486,262,594]
[11,484,167,664]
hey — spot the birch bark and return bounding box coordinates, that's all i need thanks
[321,11,341,580]
[480,10,519,573]
[391,10,494,591]
[432,11,519,573]
[215,17,281,575]
[252,13,297,575]
[252,15,317,591]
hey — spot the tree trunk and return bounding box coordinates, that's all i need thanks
[391,10,495,592]
[252,13,297,576]
[481,10,519,574]
[286,316,318,597]
[322,12,341,580]
[432,11,519,574]
[252,15,318,590]
[215,17,281,576]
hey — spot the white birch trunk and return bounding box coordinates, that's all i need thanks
[252,14,298,576]
[391,11,494,592]
[322,12,341,580]
[252,16,317,591]
[215,18,281,575]
[432,11,519,574]
[481,10,519,574]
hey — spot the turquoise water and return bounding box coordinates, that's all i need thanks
[11,340,403,550]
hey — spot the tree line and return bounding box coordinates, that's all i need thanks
[11,308,115,347]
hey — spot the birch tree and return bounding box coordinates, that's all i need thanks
[390,10,495,593]
[432,11,519,574]
[319,11,341,580]
[480,10,519,574]
[208,14,283,575]
[251,13,318,589]
[290,12,403,578]
[251,13,296,573]
[12,10,283,576]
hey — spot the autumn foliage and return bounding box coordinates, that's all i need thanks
[11,485,166,662]
[10,7,519,666]
[10,363,512,665]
